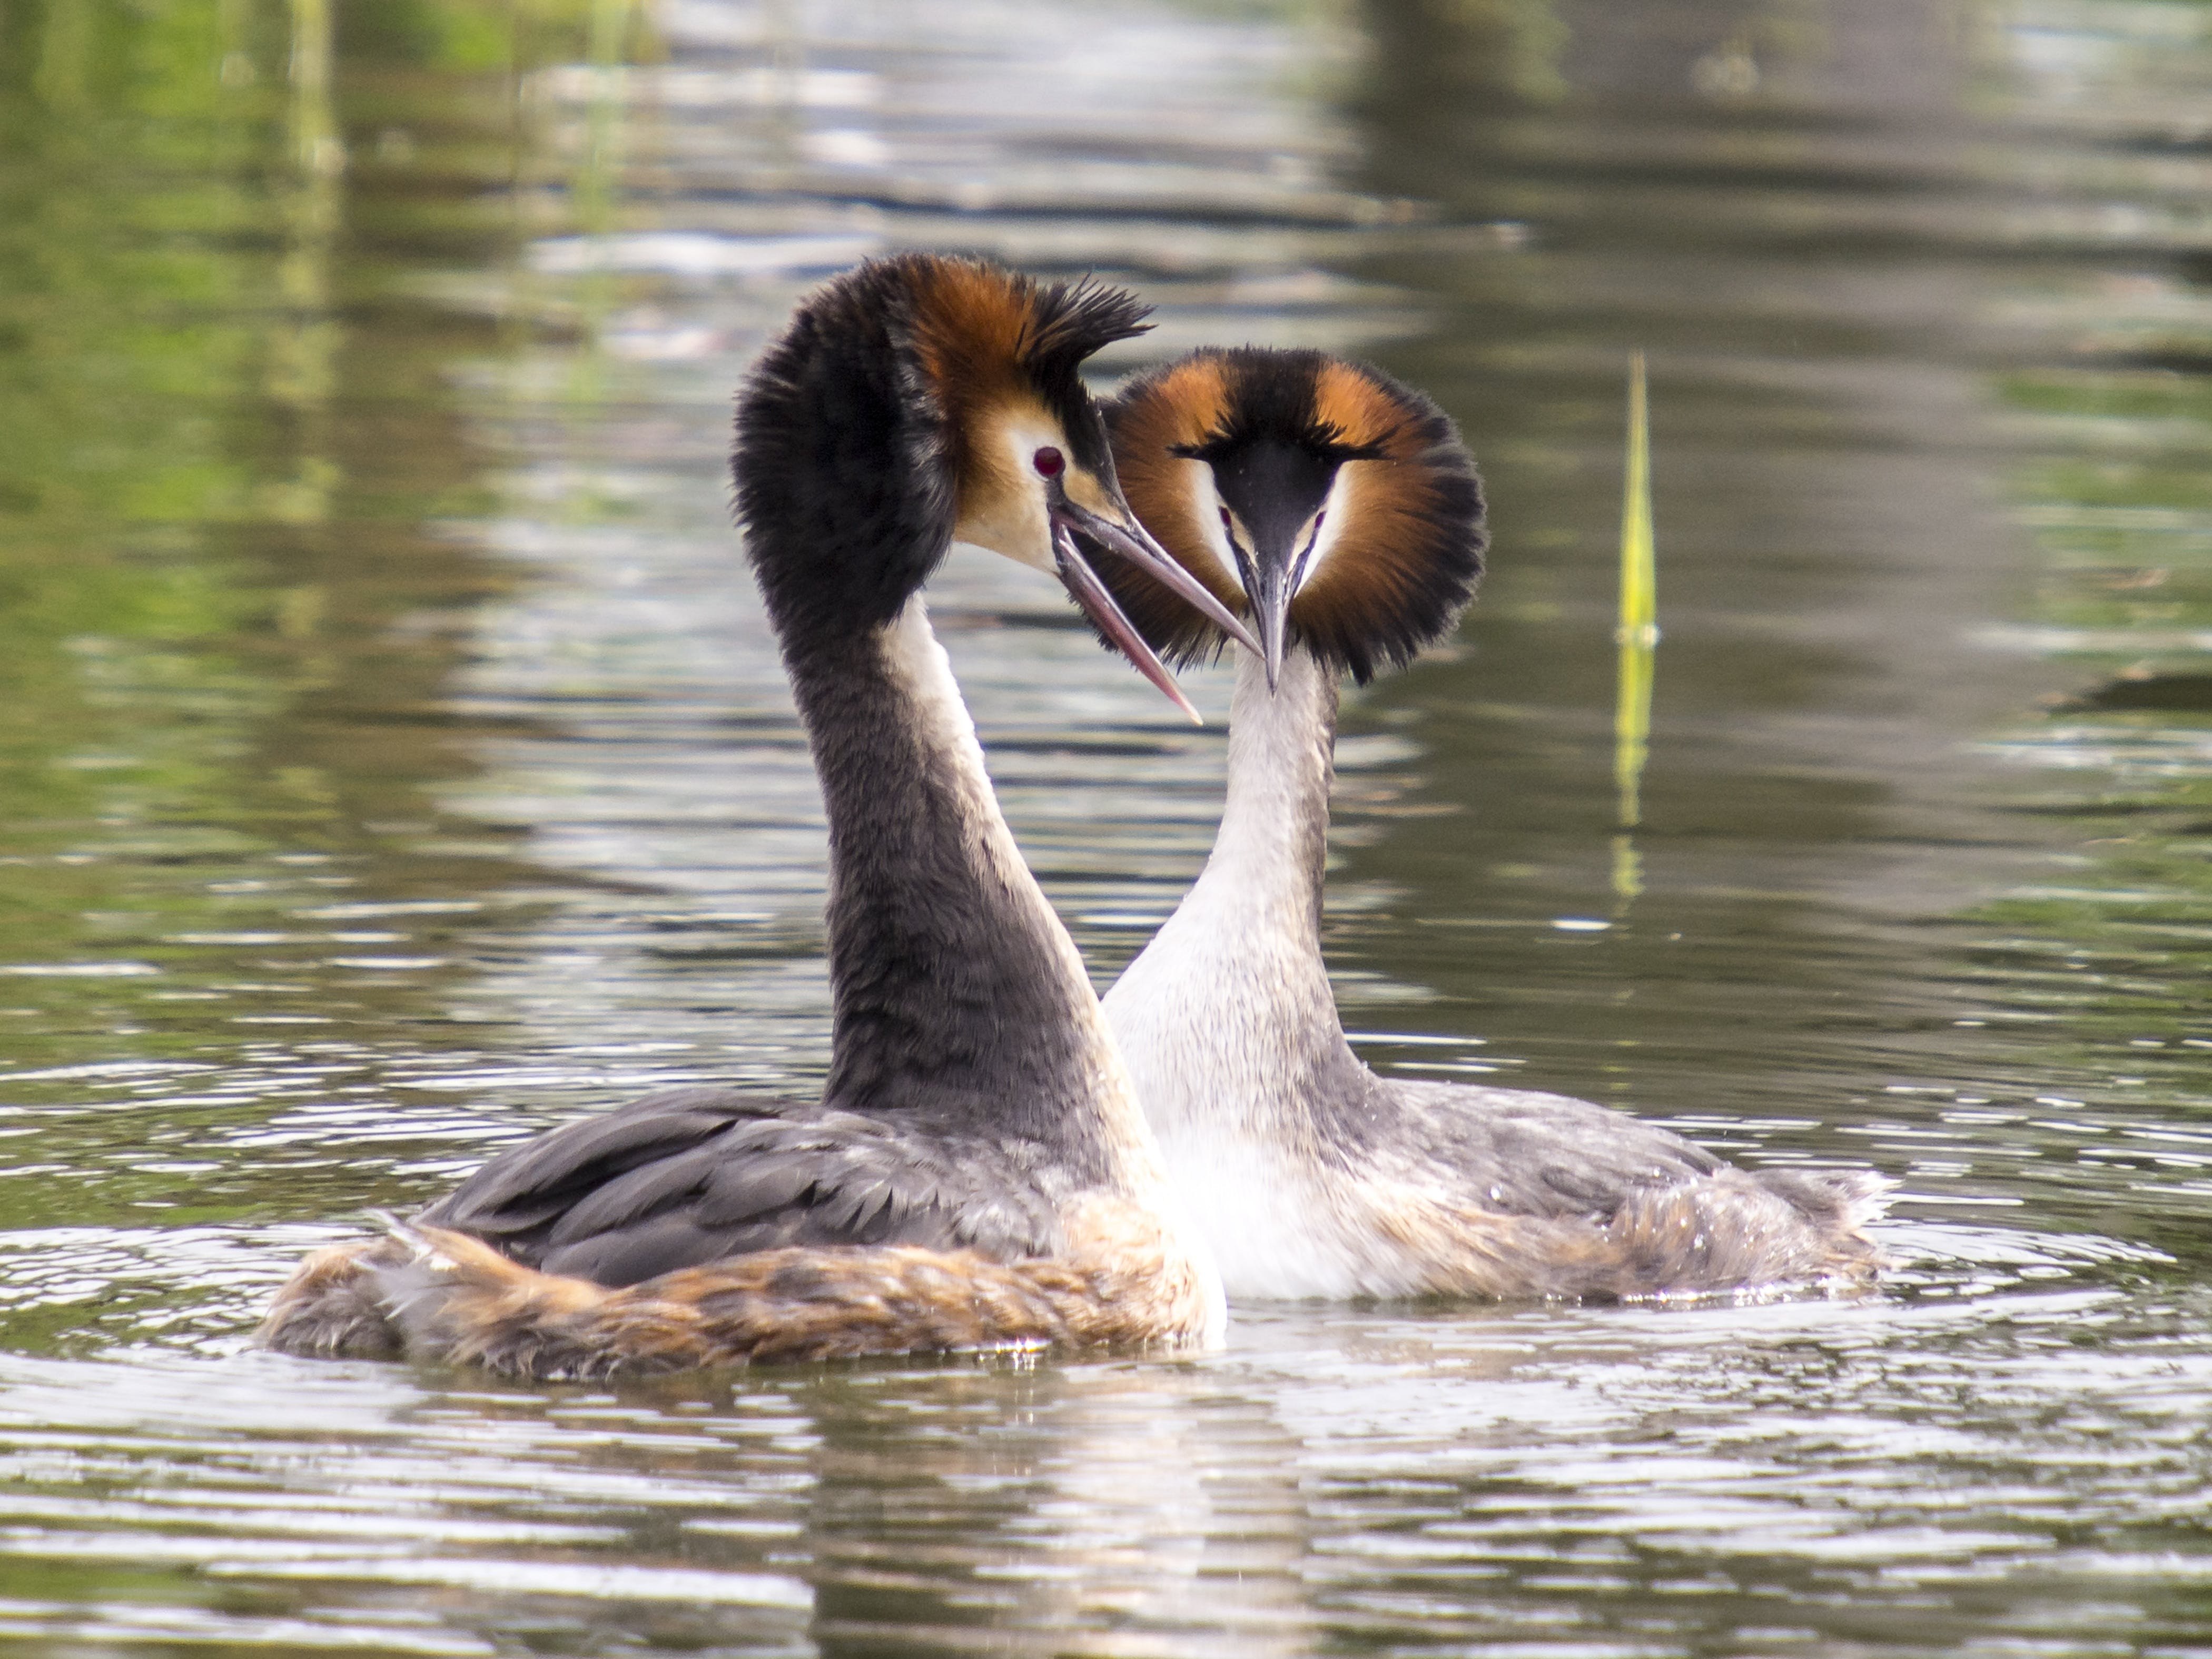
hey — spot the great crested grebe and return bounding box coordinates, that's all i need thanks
[260,256,1253,1377]
[1089,347,1889,1301]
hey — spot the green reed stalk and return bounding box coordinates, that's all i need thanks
[1613,352,1656,901]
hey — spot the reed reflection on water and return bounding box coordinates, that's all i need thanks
[1,0,2211,1650]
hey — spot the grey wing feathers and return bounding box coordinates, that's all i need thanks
[1387,1081,1881,1226]
[416,1087,1063,1288]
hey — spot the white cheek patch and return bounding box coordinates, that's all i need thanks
[1296,465,1357,593]
[954,418,1064,575]
[1187,459,1243,590]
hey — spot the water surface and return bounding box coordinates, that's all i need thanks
[2,0,2211,1650]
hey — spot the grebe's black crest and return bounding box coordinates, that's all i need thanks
[735,255,1249,716]
[1100,347,1486,684]
[736,256,1145,644]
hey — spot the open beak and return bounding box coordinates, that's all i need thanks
[1052,499,1263,660]
[1051,520,1203,724]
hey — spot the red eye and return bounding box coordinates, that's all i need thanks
[1032,447,1065,478]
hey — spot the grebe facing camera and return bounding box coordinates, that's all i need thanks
[1091,346,1888,1302]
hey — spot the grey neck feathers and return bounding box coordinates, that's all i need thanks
[1106,648,1378,1144]
[785,596,1135,1166]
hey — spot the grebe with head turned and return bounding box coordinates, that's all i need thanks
[1089,347,1888,1302]
[260,256,1255,1376]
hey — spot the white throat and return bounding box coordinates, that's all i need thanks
[1106,646,1342,1125]
[1106,649,1413,1299]
[875,594,1156,1139]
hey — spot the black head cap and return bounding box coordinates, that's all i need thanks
[731,254,1151,647]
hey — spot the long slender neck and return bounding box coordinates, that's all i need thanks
[783,596,1146,1170]
[1105,647,1369,1137]
[1206,647,1338,950]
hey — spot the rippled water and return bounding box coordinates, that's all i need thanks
[3,0,2211,1649]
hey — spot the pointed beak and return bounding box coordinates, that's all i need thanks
[1222,515,1307,693]
[1242,548,1293,692]
[1051,498,1263,660]
[1050,520,1202,724]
